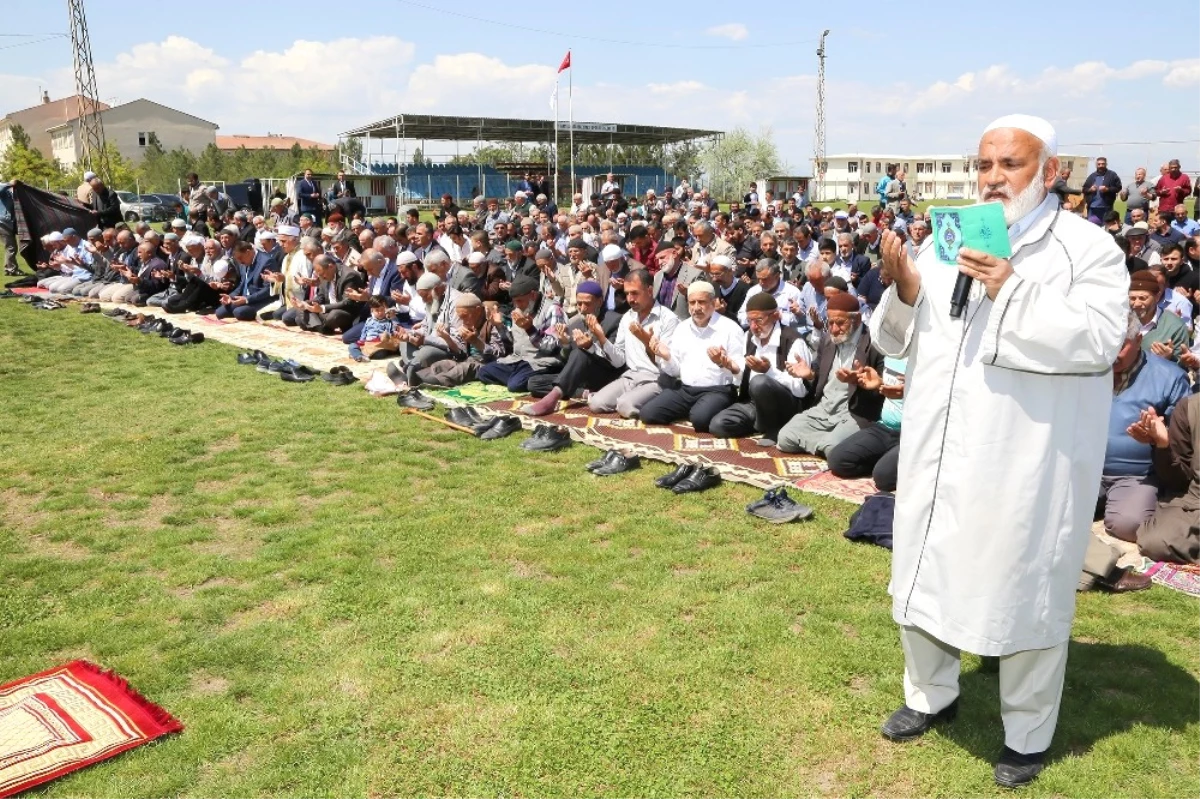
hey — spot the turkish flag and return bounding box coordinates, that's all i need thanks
[557,51,571,73]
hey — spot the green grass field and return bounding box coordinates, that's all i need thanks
[0,292,1196,797]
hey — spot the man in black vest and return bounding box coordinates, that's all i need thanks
[709,292,814,446]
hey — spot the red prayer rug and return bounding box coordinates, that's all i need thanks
[0,660,182,797]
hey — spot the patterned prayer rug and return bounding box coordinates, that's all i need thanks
[0,660,182,797]
[1142,561,1200,597]
[480,398,868,499]
[426,383,524,406]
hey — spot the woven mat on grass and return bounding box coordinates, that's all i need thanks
[0,660,182,797]
[480,397,873,500]
[426,383,525,406]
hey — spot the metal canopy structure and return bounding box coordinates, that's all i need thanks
[339,114,721,147]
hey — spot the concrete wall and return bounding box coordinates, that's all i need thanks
[101,100,217,164]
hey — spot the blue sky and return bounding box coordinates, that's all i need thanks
[1,0,1197,176]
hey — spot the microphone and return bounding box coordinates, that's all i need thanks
[949,271,972,319]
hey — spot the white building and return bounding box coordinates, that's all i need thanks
[811,153,1091,203]
[46,98,218,168]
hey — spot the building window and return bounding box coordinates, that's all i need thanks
[916,163,926,174]
[875,162,882,173]
[137,131,155,147]
[862,182,872,195]
[848,161,859,173]
[847,182,857,196]
[941,162,952,173]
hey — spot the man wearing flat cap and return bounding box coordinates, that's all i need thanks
[410,292,510,387]
[869,114,1129,787]
[775,291,884,454]
[476,273,568,392]
[709,291,814,445]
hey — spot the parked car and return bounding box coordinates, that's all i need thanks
[116,192,170,223]
[140,193,186,218]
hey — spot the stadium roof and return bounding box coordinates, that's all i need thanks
[340,114,722,146]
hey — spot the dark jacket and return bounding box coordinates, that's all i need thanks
[316,265,367,315]
[232,252,274,305]
[806,326,885,428]
[717,280,750,322]
[326,180,356,201]
[1082,170,1122,212]
[133,255,170,297]
[92,186,122,228]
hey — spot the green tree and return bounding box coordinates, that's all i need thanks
[0,124,66,188]
[411,146,426,167]
[700,127,782,201]
[65,142,140,192]
[195,143,226,183]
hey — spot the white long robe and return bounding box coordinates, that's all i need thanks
[870,195,1130,656]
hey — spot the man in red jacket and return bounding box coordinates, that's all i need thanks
[1155,159,1192,216]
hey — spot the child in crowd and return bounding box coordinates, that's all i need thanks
[348,297,398,362]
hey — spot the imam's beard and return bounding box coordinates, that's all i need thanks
[830,331,850,345]
[984,164,1049,225]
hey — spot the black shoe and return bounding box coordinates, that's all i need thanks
[993,747,1046,788]
[79,302,100,313]
[320,365,350,382]
[480,416,521,440]
[521,425,572,452]
[168,328,189,344]
[748,488,814,523]
[593,452,640,476]
[586,449,620,472]
[472,416,500,437]
[746,487,781,513]
[397,389,435,410]
[655,463,695,489]
[672,466,722,494]
[237,351,258,364]
[280,364,317,382]
[446,406,480,427]
[881,699,958,742]
[332,370,358,385]
[264,358,299,375]
[157,322,177,337]
[103,307,128,318]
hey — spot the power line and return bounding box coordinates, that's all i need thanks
[0,34,67,51]
[0,32,68,37]
[394,0,817,50]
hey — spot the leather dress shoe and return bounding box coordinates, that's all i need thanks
[396,389,436,410]
[672,466,722,494]
[262,358,299,375]
[280,364,317,382]
[521,425,571,452]
[238,349,268,365]
[881,699,958,742]
[480,415,521,440]
[104,308,130,318]
[593,452,640,476]
[586,449,620,472]
[471,415,499,436]
[157,322,177,337]
[1098,568,1153,593]
[993,747,1046,788]
[320,365,351,382]
[446,406,482,427]
[655,463,695,488]
[79,302,100,313]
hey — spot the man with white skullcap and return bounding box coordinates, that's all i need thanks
[639,280,746,432]
[870,114,1129,787]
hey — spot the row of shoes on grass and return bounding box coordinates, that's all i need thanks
[101,308,205,345]
[236,349,358,385]
[14,293,66,310]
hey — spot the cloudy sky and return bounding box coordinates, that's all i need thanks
[1,0,1197,176]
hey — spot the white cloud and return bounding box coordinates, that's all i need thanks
[705,23,749,41]
[1163,58,1200,87]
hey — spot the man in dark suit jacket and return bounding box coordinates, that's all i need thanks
[216,241,274,320]
[1082,157,1122,221]
[326,170,356,202]
[340,248,402,344]
[295,169,322,225]
[776,292,884,455]
[288,254,366,334]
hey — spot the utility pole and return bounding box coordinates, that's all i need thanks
[67,0,110,182]
[814,29,829,204]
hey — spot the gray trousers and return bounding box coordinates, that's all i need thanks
[418,358,481,387]
[0,223,17,273]
[587,370,661,418]
[402,342,452,369]
[776,406,860,455]
[1097,474,1159,543]
[709,375,801,440]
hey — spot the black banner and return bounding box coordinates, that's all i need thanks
[12,181,98,267]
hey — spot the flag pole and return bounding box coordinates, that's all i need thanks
[553,75,559,203]
[568,51,574,202]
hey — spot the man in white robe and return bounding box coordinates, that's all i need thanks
[869,115,1129,788]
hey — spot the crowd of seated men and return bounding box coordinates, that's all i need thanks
[14,175,1199,567]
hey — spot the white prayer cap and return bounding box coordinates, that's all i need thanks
[258,229,277,240]
[415,272,441,290]
[83,171,96,181]
[982,114,1058,156]
[687,280,716,299]
[396,251,418,265]
[277,225,301,237]
[182,234,204,248]
[321,226,335,236]
[600,244,624,262]
[170,218,187,228]
[467,251,486,264]
[710,254,735,269]
[46,231,64,242]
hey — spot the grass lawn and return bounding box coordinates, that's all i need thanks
[0,295,1197,797]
